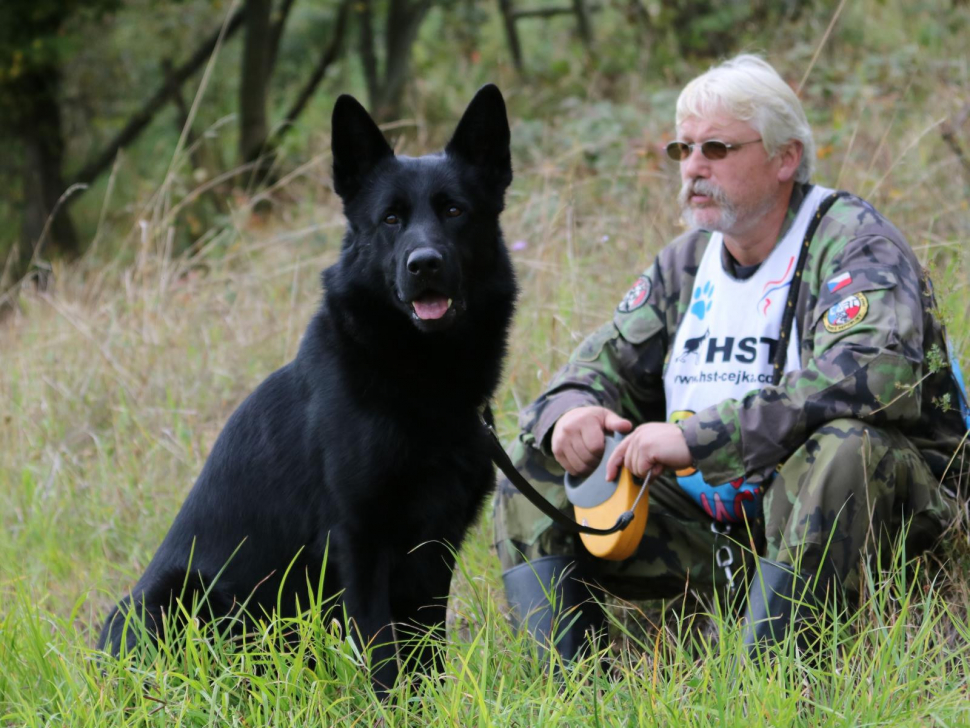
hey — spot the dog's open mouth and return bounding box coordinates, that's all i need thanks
[411,293,453,321]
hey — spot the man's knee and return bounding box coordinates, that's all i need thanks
[777,418,896,501]
[766,417,948,587]
[803,417,892,466]
[767,420,894,571]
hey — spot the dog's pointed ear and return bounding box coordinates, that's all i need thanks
[331,94,394,202]
[445,84,512,191]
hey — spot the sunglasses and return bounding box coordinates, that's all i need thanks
[665,138,762,161]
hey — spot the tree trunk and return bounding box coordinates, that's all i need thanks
[18,68,78,262]
[0,66,78,302]
[239,0,274,165]
[375,0,432,121]
[357,0,379,109]
[497,0,524,74]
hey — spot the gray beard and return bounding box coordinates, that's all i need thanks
[678,178,739,232]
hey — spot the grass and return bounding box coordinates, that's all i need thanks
[2,537,970,724]
[3,0,970,723]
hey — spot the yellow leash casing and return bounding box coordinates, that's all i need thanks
[574,466,648,560]
[564,432,649,561]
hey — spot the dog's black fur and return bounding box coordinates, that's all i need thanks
[98,85,517,693]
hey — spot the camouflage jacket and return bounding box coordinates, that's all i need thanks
[522,184,968,488]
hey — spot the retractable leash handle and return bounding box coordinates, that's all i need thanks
[481,410,650,537]
[565,431,652,560]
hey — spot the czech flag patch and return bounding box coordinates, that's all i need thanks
[827,271,852,293]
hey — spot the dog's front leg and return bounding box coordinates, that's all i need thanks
[395,599,447,680]
[392,546,456,680]
[339,546,399,696]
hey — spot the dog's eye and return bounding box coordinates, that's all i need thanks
[445,205,463,218]
[383,213,401,225]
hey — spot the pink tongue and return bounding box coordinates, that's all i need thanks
[412,295,450,320]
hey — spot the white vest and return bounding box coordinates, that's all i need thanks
[664,184,833,419]
[662,185,833,522]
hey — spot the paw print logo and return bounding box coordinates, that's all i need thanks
[690,281,714,320]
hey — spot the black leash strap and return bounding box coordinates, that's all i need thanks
[481,409,644,536]
[772,190,848,385]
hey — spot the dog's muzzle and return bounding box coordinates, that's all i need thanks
[405,248,455,322]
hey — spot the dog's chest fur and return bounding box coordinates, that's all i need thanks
[307,308,498,540]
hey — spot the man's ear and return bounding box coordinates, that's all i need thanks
[331,94,394,202]
[445,84,512,192]
[776,140,803,183]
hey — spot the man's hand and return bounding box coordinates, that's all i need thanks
[550,406,633,477]
[605,422,692,482]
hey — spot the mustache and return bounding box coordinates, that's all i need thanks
[678,178,728,207]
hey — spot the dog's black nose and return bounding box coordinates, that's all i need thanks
[406,248,442,277]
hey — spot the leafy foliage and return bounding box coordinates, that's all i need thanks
[0,0,121,117]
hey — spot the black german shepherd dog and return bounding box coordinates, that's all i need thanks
[98,85,517,693]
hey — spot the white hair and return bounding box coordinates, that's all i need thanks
[676,54,815,183]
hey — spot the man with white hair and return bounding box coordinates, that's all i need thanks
[493,54,968,659]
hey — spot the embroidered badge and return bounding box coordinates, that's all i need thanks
[827,271,853,293]
[824,292,869,333]
[617,275,652,313]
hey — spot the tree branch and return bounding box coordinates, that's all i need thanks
[270,0,352,148]
[267,0,299,74]
[68,7,245,189]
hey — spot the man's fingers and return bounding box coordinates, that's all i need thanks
[579,422,607,460]
[560,441,587,477]
[552,406,635,477]
[560,421,603,475]
[562,437,599,477]
[624,435,654,479]
[606,437,629,481]
[555,445,578,476]
[625,441,645,479]
[568,435,599,475]
[565,454,585,477]
[603,412,633,434]
[551,437,574,475]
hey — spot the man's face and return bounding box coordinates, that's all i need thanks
[676,111,785,236]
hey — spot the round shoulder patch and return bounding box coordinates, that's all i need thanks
[824,292,869,333]
[617,275,652,313]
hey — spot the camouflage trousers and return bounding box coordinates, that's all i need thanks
[493,419,956,600]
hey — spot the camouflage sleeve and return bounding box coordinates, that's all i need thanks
[520,262,670,454]
[680,233,925,485]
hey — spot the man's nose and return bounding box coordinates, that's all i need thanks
[681,145,710,179]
